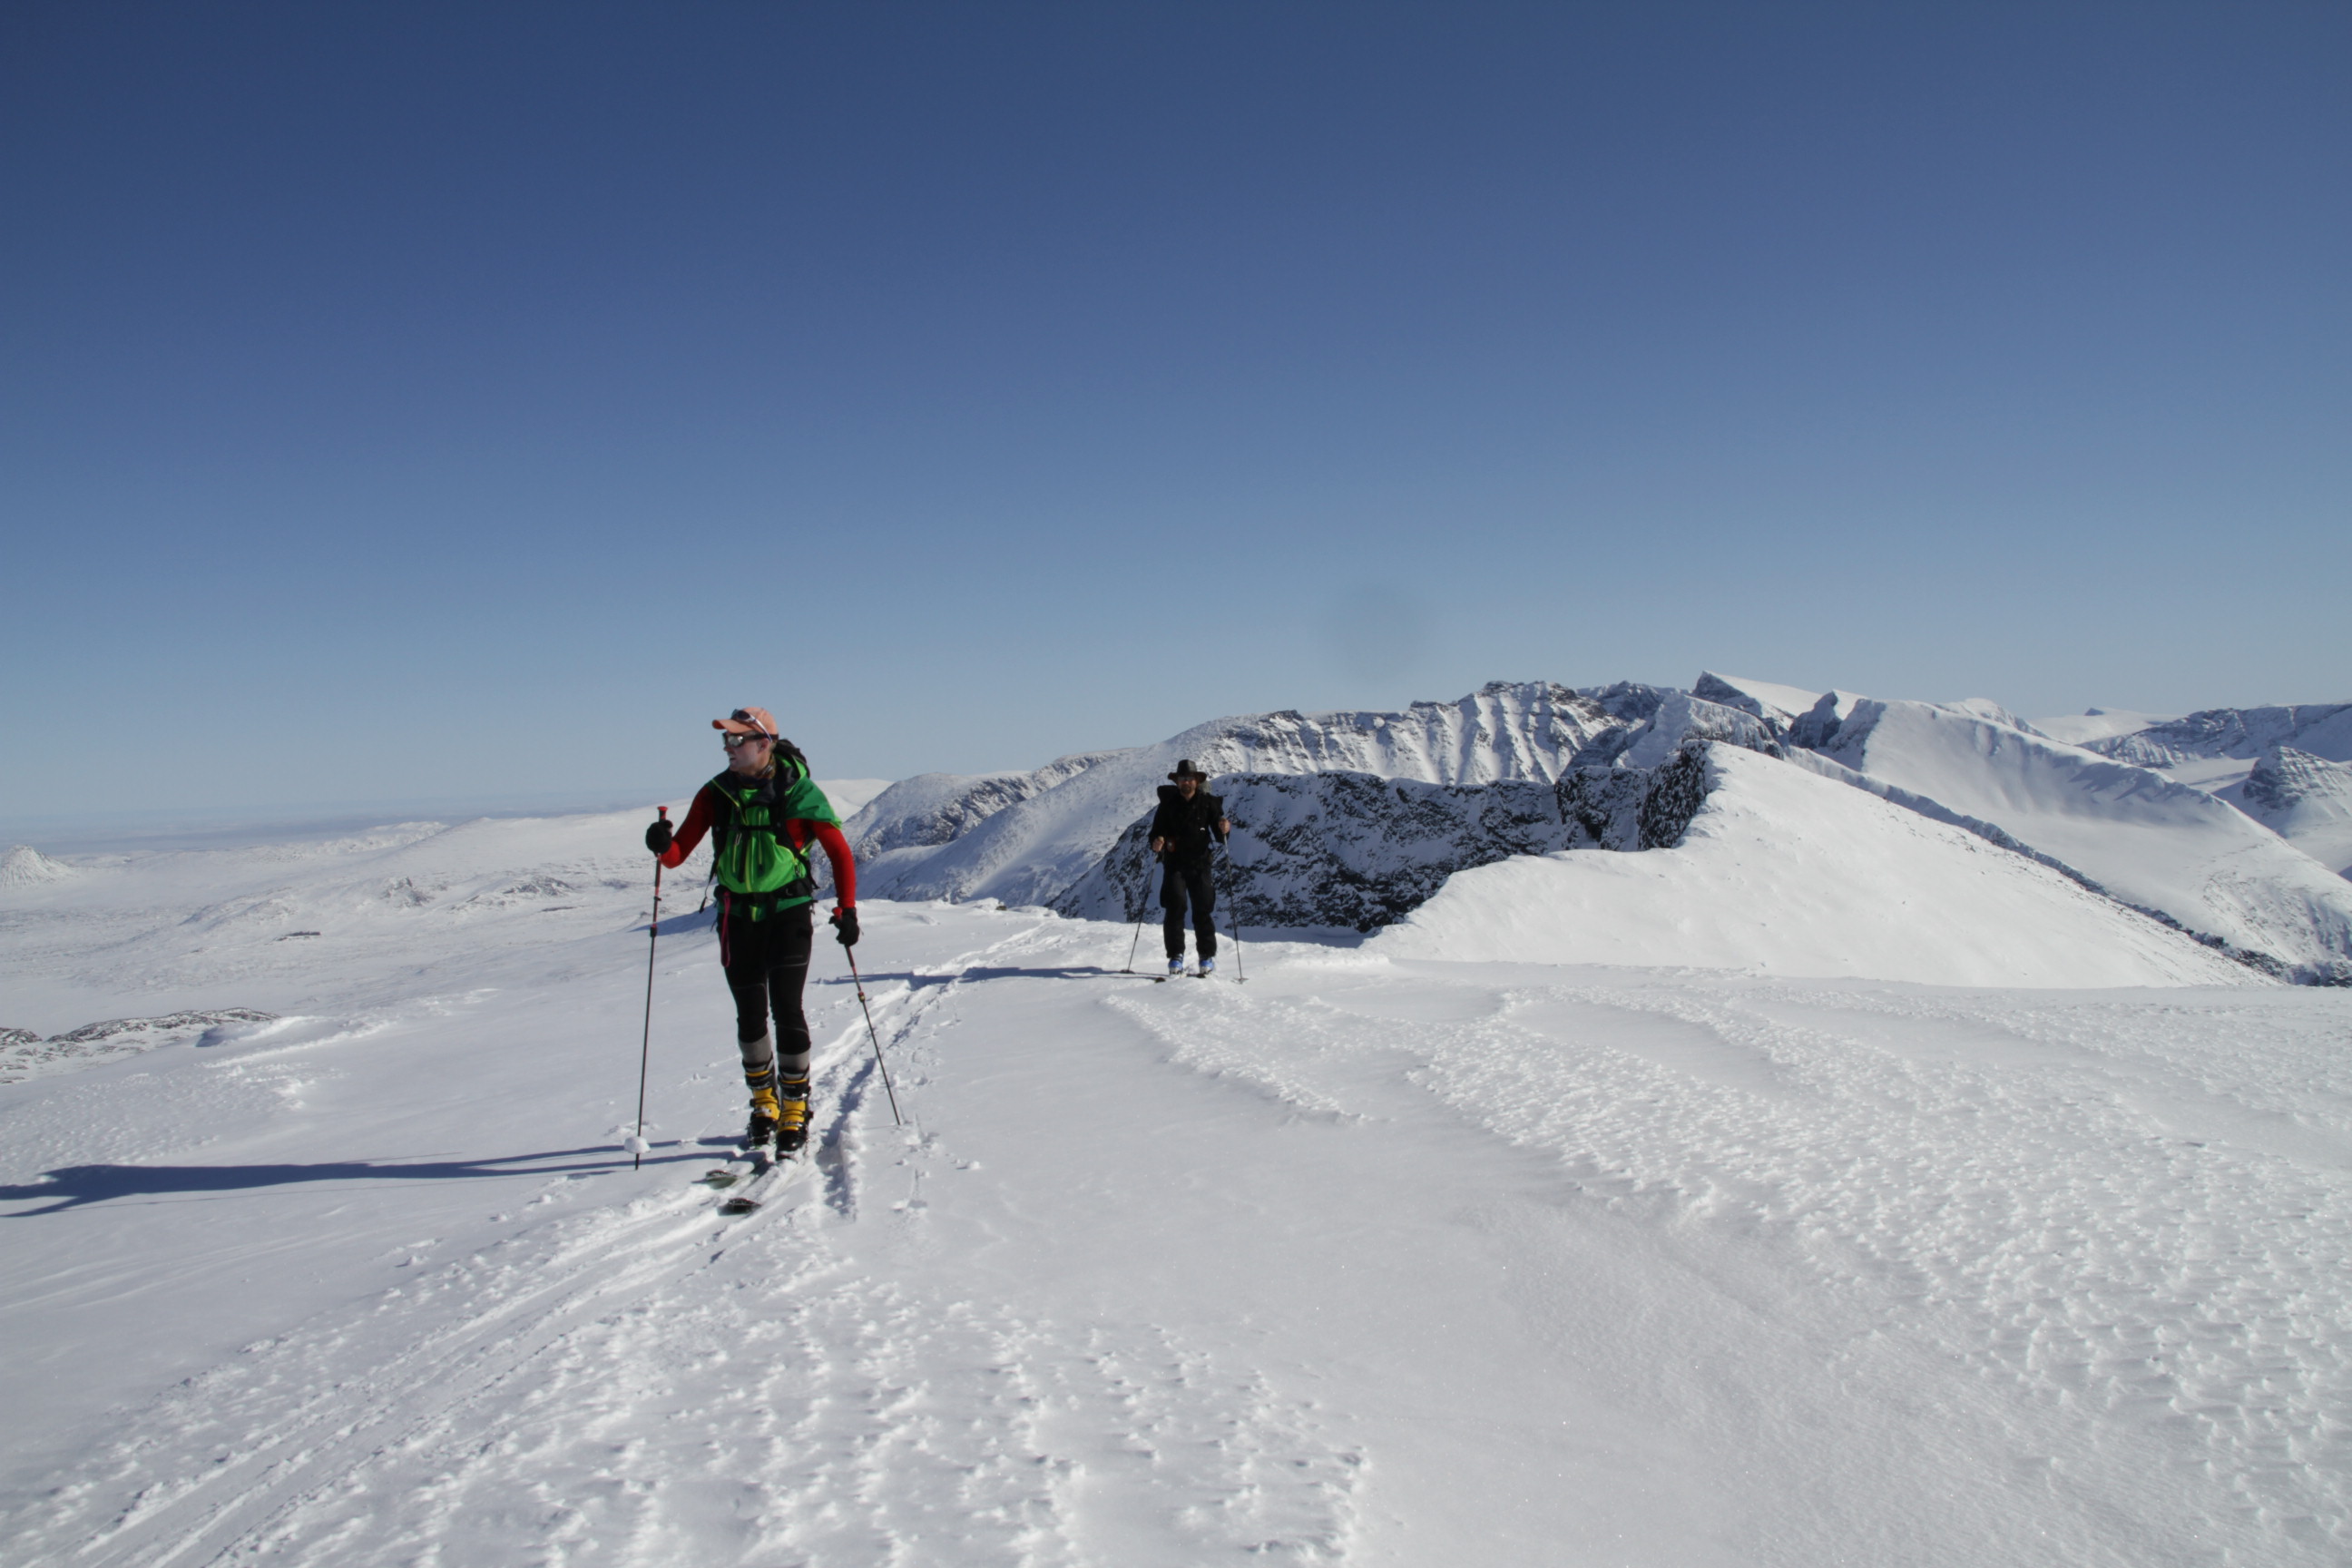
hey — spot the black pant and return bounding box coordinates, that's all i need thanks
[720,897,814,1083]
[1161,859,1219,960]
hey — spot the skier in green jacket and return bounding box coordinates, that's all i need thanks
[645,707,857,1154]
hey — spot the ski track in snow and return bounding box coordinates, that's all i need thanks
[5,815,2352,1565]
[5,917,1360,1568]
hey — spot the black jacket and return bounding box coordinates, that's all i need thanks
[1150,785,1227,867]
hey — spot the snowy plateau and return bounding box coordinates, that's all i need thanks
[4,674,2352,1567]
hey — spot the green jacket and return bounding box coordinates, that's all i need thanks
[702,762,840,919]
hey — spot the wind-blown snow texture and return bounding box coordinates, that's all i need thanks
[5,812,2350,1566]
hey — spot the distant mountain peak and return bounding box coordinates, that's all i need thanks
[0,846,75,888]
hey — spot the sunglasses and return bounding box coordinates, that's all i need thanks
[722,731,772,749]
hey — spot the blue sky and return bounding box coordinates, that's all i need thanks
[5,1,2347,822]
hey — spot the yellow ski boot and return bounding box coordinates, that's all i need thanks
[745,1080,780,1151]
[776,1074,811,1156]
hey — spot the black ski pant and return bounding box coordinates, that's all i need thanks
[1161,859,1219,960]
[720,897,813,1088]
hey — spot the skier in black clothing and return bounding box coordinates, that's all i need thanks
[1150,760,1230,976]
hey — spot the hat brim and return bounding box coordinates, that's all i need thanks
[713,719,769,736]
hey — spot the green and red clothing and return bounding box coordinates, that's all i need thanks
[660,771,857,909]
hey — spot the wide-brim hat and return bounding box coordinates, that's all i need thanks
[1167,759,1209,781]
[713,706,779,739]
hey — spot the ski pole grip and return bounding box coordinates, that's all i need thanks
[658,806,669,819]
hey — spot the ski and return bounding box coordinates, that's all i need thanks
[696,1146,769,1190]
[716,1151,808,1215]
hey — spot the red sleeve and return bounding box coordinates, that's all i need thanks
[658,786,720,869]
[803,821,856,906]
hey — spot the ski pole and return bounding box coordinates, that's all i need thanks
[1123,843,1157,972]
[842,942,904,1126]
[631,806,668,1170]
[1220,834,1246,984]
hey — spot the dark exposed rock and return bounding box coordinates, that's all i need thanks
[1052,741,1720,933]
[2242,746,2352,815]
[45,1009,279,1044]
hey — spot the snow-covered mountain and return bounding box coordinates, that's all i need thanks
[843,675,2352,983]
[0,846,75,888]
[2084,703,2352,770]
[2228,747,2352,877]
[848,681,1704,906]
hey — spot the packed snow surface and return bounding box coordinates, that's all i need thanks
[5,808,2351,1566]
[1377,747,2251,987]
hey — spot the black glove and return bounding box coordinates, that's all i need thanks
[644,818,672,856]
[829,906,860,947]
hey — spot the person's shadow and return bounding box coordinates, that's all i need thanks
[0,1144,708,1216]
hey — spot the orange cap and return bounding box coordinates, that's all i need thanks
[712,707,779,738]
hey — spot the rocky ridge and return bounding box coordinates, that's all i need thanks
[1052,742,1714,931]
[845,681,1720,907]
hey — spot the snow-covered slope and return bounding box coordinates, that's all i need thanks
[2031,709,2179,749]
[2089,703,2352,769]
[1797,696,2352,981]
[2064,704,2352,795]
[1377,746,2250,987]
[1692,671,1823,727]
[811,778,894,818]
[2228,748,2352,878]
[0,813,711,1039]
[8,807,2352,1564]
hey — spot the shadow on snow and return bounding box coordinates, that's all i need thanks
[0,1143,709,1215]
